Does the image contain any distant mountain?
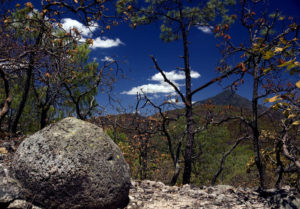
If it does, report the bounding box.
[195,90,265,111]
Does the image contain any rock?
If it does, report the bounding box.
[6,199,43,209]
[7,199,30,209]
[0,147,8,154]
[1,142,16,153]
[0,164,24,208]
[11,117,131,209]
[262,188,300,209]
[125,180,300,209]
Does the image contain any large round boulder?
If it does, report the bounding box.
[11,117,131,209]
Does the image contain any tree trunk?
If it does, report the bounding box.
[252,65,265,190]
[170,161,181,186]
[0,69,12,125]
[275,140,283,190]
[11,29,44,133]
[182,105,194,184]
[178,0,194,184]
[170,141,182,186]
[40,106,50,129]
[11,66,33,133]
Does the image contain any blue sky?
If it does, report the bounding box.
[89,0,300,112]
[5,0,300,113]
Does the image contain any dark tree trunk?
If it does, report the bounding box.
[170,141,182,186]
[75,100,84,120]
[40,106,50,129]
[11,66,33,133]
[0,69,12,126]
[252,65,265,190]
[275,140,283,190]
[170,162,181,186]
[11,29,44,133]
[142,142,148,180]
[183,105,194,184]
[178,0,194,185]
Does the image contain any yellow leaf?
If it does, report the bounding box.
[74,0,78,3]
[292,121,300,126]
[278,59,296,68]
[86,38,93,45]
[280,37,287,44]
[296,81,300,88]
[288,114,296,119]
[25,2,34,9]
[272,104,279,110]
[45,73,51,78]
[263,68,271,74]
[106,25,111,30]
[269,95,281,103]
[274,47,283,53]
[263,51,274,60]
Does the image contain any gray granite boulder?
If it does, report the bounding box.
[11,117,131,209]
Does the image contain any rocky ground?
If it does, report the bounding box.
[1,137,300,209]
[126,180,300,209]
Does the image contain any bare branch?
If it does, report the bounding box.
[191,65,241,96]
[150,55,187,105]
[211,135,250,185]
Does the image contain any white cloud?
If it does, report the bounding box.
[122,82,176,95]
[101,56,114,62]
[92,37,124,49]
[122,70,201,95]
[151,70,200,82]
[197,25,213,34]
[60,18,123,49]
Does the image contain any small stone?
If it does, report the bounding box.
[2,142,16,152]
[31,205,43,209]
[217,194,226,202]
[0,147,8,154]
[0,164,24,205]
[7,199,30,209]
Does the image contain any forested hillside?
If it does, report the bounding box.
[92,90,293,188]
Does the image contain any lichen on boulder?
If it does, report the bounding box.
[11,117,131,209]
